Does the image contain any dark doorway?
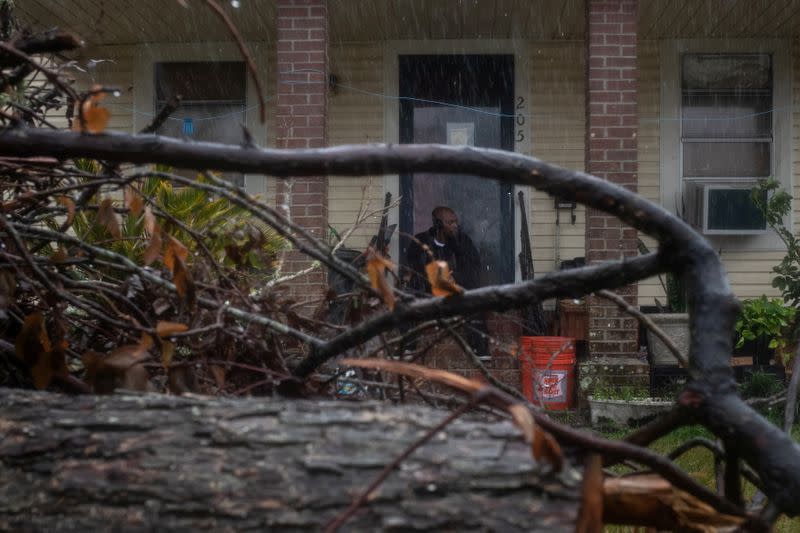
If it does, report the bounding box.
[399,54,515,286]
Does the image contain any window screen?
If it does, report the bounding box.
[681,54,771,232]
[154,62,247,184]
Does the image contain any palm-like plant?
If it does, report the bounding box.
[70,168,284,275]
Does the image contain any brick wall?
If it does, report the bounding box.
[585,0,639,359]
[423,312,524,392]
[276,0,328,298]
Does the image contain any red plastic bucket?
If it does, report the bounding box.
[518,336,576,410]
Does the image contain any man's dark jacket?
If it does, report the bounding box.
[406,227,482,294]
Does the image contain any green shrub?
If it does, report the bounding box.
[735,296,796,352]
[739,369,784,399]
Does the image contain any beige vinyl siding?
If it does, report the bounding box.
[327,43,385,250]
[38,45,135,131]
[64,44,277,202]
[794,37,800,239]
[529,41,586,276]
[71,46,135,132]
[637,39,665,307]
[637,38,793,306]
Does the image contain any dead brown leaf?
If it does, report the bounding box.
[366,249,395,310]
[508,403,563,471]
[119,363,153,392]
[342,358,483,395]
[50,247,69,264]
[533,428,564,472]
[156,321,189,337]
[161,341,175,368]
[164,234,189,274]
[72,84,110,134]
[142,227,162,266]
[210,365,226,389]
[97,198,121,239]
[508,403,535,444]
[104,343,150,371]
[124,186,144,218]
[168,365,198,394]
[0,270,15,310]
[172,253,192,300]
[82,333,154,394]
[57,196,75,231]
[15,312,68,389]
[425,260,464,297]
[143,205,157,236]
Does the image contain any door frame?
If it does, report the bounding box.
[383,39,531,283]
[398,54,516,284]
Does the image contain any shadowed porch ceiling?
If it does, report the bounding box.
[17,0,582,45]
[15,0,800,47]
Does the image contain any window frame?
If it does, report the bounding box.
[133,43,269,197]
[153,61,248,186]
[660,39,792,250]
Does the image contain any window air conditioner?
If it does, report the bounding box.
[683,181,767,236]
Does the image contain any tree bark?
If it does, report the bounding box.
[0,388,579,532]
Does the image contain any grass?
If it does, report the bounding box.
[601,416,800,532]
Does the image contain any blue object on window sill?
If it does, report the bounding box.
[182,118,194,136]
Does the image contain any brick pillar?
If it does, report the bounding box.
[276,0,328,297]
[585,0,639,359]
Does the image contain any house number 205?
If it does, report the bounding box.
[516,96,525,143]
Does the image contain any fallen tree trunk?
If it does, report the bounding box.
[0,388,579,532]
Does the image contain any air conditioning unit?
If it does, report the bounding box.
[683,181,767,236]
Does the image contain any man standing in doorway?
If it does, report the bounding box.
[405,206,490,358]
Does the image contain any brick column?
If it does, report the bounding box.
[585,0,639,359]
[276,0,328,296]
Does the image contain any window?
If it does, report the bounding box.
[154,61,246,184]
[680,53,771,234]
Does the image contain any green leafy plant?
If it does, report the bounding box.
[70,170,284,273]
[734,296,796,351]
[752,178,800,307]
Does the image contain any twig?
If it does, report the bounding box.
[199,0,266,124]
[0,214,137,331]
[723,442,742,507]
[623,406,686,448]
[0,42,78,100]
[784,342,800,432]
[197,170,371,294]
[4,128,800,514]
[16,223,323,348]
[666,437,762,490]
[596,289,688,367]
[139,95,181,134]
[441,320,530,404]
[296,254,664,377]
[0,29,82,67]
[323,392,481,532]
[345,359,748,518]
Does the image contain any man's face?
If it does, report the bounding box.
[439,211,459,239]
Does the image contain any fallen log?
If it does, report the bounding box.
[0,388,580,532]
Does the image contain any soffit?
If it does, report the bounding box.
[16,0,584,46]
[15,1,800,48]
[639,0,800,39]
